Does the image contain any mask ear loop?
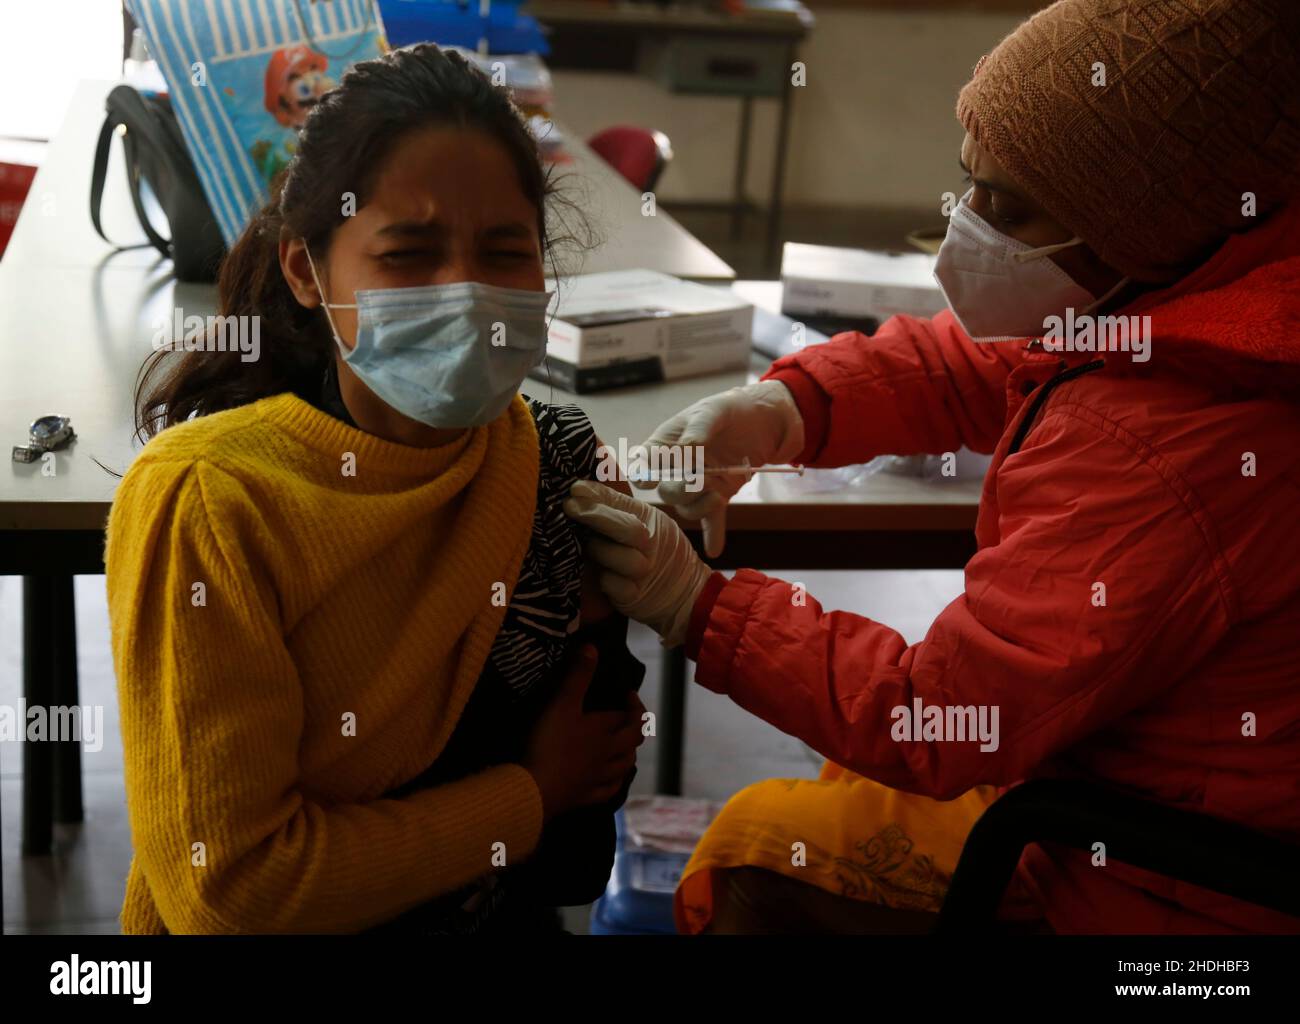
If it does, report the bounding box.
[304,246,357,351]
[1009,234,1131,312]
[1080,274,1132,316]
[1011,236,1085,264]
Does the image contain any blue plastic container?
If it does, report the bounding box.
[377,0,550,54]
[589,809,690,935]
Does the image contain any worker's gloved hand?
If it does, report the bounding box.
[636,380,804,557]
[563,481,712,649]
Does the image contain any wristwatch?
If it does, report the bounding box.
[12,415,76,463]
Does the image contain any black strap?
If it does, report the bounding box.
[89,92,171,257]
[89,115,128,245]
[122,128,172,255]
[1007,359,1105,455]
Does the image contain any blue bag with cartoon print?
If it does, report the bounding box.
[125,0,387,246]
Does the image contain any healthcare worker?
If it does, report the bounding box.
[565,0,1300,934]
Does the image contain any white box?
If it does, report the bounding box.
[536,269,753,393]
[780,243,947,323]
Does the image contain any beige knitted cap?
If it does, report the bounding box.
[956,0,1300,283]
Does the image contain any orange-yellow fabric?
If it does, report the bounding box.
[106,392,542,933]
[675,762,1024,934]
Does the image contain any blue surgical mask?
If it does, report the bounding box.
[305,249,552,428]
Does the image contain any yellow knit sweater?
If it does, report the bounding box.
[105,391,544,934]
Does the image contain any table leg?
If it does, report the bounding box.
[51,575,83,825]
[731,95,753,242]
[655,645,688,795]
[22,576,55,856]
[764,43,797,273]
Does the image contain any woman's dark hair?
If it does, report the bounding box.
[134,43,586,440]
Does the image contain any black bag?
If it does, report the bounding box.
[90,84,226,282]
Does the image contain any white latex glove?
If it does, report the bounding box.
[563,480,712,648]
[635,380,804,558]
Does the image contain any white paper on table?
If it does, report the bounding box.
[624,795,724,854]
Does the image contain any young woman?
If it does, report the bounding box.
[107,43,645,934]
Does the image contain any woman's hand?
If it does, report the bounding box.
[563,480,713,647]
[637,380,805,557]
[522,645,644,821]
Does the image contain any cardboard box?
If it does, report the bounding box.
[536,270,753,393]
[780,242,947,324]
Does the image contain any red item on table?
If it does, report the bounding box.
[0,162,38,258]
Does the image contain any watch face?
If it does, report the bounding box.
[30,415,71,447]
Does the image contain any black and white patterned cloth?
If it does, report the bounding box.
[487,396,600,700]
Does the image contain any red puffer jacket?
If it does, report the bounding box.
[685,201,1300,934]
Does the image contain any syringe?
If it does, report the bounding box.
[626,464,805,483]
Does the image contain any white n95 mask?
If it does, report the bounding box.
[306,249,552,428]
[933,189,1126,342]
